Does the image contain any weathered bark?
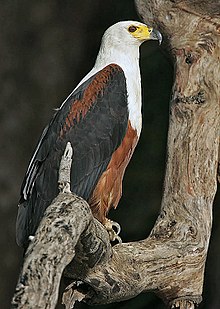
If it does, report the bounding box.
[11,193,91,309]
[12,1,220,308]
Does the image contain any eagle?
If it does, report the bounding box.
[16,21,162,248]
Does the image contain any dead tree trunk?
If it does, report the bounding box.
[12,1,220,309]
[134,0,220,304]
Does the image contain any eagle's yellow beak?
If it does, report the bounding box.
[130,24,162,45]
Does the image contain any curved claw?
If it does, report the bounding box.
[114,234,122,244]
[111,221,121,235]
[104,219,122,243]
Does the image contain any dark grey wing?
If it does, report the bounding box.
[16,64,128,248]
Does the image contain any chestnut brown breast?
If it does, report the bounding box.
[89,121,138,223]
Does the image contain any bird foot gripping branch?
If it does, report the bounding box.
[104,219,122,243]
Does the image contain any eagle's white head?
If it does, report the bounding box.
[95,21,162,67]
[77,20,161,82]
[102,20,162,47]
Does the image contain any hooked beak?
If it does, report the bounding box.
[150,29,162,45]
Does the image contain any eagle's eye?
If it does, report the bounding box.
[128,25,138,33]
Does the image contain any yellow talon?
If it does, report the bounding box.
[104,219,122,243]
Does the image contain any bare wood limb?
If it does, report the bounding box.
[58,141,73,193]
[12,193,89,309]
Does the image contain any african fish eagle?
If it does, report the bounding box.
[16,21,162,248]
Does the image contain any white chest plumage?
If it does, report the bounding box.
[120,58,142,137]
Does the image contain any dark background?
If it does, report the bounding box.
[0,1,219,308]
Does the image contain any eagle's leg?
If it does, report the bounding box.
[104,219,122,243]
